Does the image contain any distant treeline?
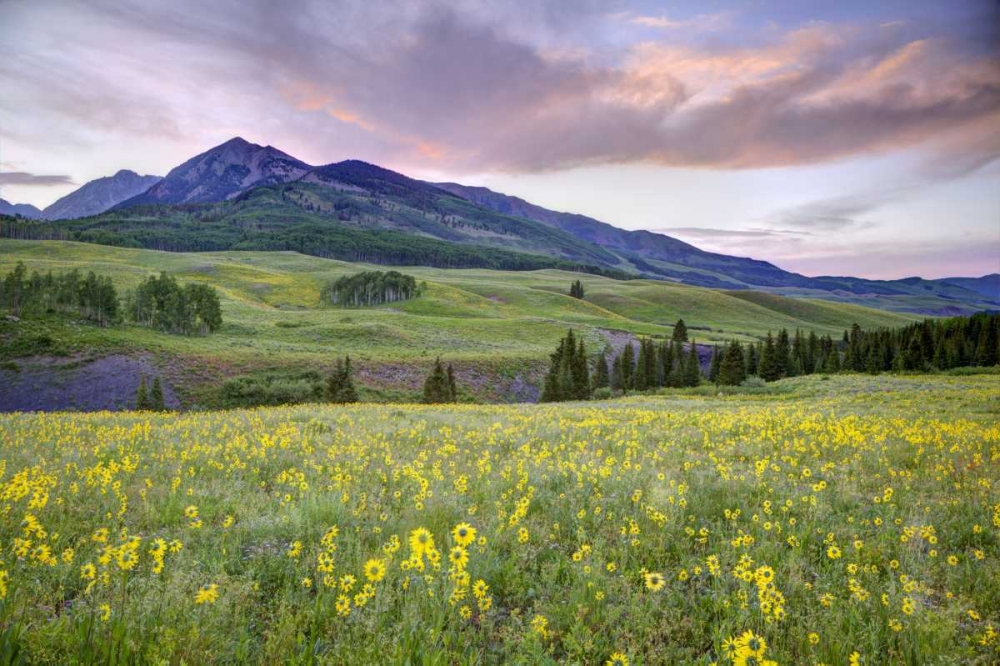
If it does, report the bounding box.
[321,270,420,307]
[0,213,633,279]
[0,261,222,334]
[541,313,1000,401]
[708,312,1000,385]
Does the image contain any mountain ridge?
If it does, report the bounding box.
[8,137,996,315]
[43,169,162,220]
[0,198,44,219]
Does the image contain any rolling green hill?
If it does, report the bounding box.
[0,240,921,408]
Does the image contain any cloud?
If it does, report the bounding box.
[1,0,997,178]
[630,12,734,32]
[655,227,810,240]
[0,171,75,187]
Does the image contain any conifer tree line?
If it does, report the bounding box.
[569,280,585,299]
[321,270,420,307]
[707,312,999,386]
[0,261,222,334]
[542,320,704,402]
[422,358,458,403]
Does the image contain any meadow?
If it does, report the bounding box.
[1,373,997,664]
[0,240,918,405]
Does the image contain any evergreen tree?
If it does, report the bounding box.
[634,339,650,391]
[758,332,778,381]
[717,342,747,386]
[672,319,688,343]
[569,280,585,299]
[572,338,590,399]
[422,358,454,403]
[683,342,702,387]
[541,330,590,402]
[975,318,999,367]
[775,329,791,378]
[328,356,359,403]
[136,376,149,410]
[447,363,458,402]
[150,377,166,411]
[594,350,610,389]
[621,342,635,390]
[746,343,759,377]
[709,345,722,383]
[611,354,625,394]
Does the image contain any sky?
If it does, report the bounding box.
[0,0,997,280]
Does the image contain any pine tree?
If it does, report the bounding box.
[718,342,747,386]
[569,280,585,299]
[634,340,650,391]
[746,343,759,376]
[975,319,999,367]
[709,345,722,383]
[328,356,359,403]
[150,377,165,411]
[611,354,625,394]
[672,318,688,343]
[136,376,149,410]
[447,363,458,402]
[775,329,791,378]
[594,350,610,389]
[621,342,635,390]
[683,342,701,387]
[758,332,778,381]
[541,330,590,402]
[422,358,453,403]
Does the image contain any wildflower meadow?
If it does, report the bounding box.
[0,374,997,664]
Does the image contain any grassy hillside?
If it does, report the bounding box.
[0,240,919,406]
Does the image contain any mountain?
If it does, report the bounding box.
[42,170,161,220]
[120,137,311,206]
[15,137,995,316]
[435,182,806,288]
[939,274,1000,302]
[434,183,1000,313]
[0,198,43,219]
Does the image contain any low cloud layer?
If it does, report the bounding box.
[0,171,74,187]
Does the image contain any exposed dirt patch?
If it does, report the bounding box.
[357,360,544,403]
[0,354,180,412]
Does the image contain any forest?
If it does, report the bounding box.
[321,270,420,307]
[0,262,222,335]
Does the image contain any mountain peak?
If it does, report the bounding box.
[119,138,312,207]
[43,170,162,220]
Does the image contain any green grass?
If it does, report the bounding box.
[0,373,996,663]
[0,240,920,404]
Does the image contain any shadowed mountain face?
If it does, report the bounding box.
[43,170,162,220]
[13,137,995,315]
[121,137,312,206]
[0,198,43,219]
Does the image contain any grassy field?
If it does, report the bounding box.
[0,240,920,405]
[0,373,996,663]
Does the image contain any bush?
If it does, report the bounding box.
[591,387,612,400]
[741,375,767,388]
[219,372,325,408]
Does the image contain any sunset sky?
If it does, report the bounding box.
[1,0,997,279]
